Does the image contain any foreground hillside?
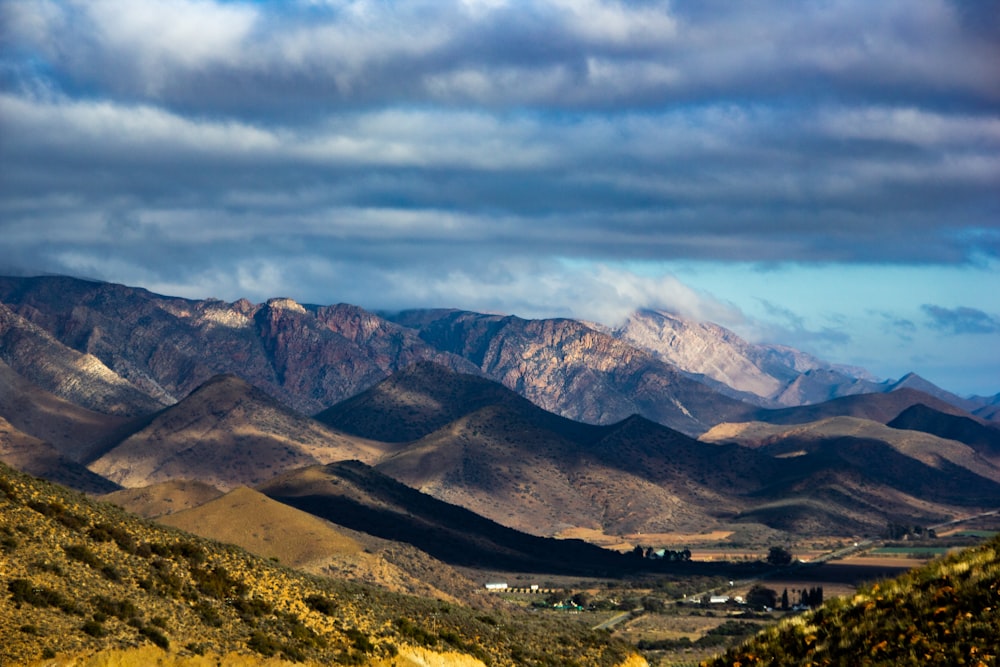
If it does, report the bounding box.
[0,462,641,666]
[704,534,1000,666]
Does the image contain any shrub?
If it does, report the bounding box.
[8,578,66,608]
[345,628,374,654]
[305,593,338,615]
[81,620,107,637]
[248,631,281,657]
[140,625,170,649]
[63,544,102,569]
[92,595,140,621]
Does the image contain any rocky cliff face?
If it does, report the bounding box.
[0,302,167,416]
[390,309,753,434]
[608,308,886,407]
[0,276,475,416]
[609,308,790,399]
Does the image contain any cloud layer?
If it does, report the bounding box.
[1,0,998,393]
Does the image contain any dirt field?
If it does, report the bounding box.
[555,528,735,551]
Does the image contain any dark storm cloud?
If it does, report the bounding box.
[0,0,998,333]
[5,0,997,116]
[922,305,1000,335]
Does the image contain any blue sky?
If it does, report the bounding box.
[1,0,998,396]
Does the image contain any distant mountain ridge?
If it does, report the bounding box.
[3,273,999,548]
[0,275,989,439]
[0,275,476,416]
[601,309,941,409]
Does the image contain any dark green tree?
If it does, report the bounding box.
[766,546,793,566]
[746,585,777,610]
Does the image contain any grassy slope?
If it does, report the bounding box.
[0,461,639,667]
[703,534,1000,666]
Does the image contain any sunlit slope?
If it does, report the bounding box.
[89,374,387,490]
[0,461,642,666]
[703,534,1000,666]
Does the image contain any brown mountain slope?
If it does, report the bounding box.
[323,362,765,536]
[749,387,969,426]
[388,309,752,434]
[316,360,513,442]
[0,275,477,415]
[375,404,616,536]
[157,486,478,605]
[702,417,1000,533]
[159,486,364,568]
[0,416,120,494]
[102,479,225,518]
[0,358,130,461]
[378,407,777,537]
[323,363,996,539]
[0,302,165,417]
[259,460,643,575]
[888,403,1000,464]
[88,374,387,490]
[701,416,1000,484]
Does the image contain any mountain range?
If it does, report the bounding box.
[2,274,999,577]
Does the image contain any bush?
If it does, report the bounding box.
[305,593,338,615]
[92,595,140,621]
[63,544,102,569]
[140,625,170,649]
[248,631,281,657]
[8,578,66,608]
[345,628,374,654]
[81,620,107,637]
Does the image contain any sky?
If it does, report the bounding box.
[0,0,998,396]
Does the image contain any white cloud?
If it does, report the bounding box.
[82,0,258,69]
[818,107,1000,147]
[545,0,678,46]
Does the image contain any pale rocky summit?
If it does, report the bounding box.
[608,308,885,407]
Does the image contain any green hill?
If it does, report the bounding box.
[0,461,641,666]
[703,535,1000,666]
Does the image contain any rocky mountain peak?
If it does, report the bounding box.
[264,297,307,314]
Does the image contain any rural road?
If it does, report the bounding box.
[592,609,639,631]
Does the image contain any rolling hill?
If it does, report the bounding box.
[321,362,773,536]
[102,479,226,518]
[87,374,387,490]
[702,416,1000,533]
[258,460,641,575]
[156,486,481,605]
[321,363,1000,539]
[888,402,1000,464]
[0,416,120,495]
[747,387,969,426]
